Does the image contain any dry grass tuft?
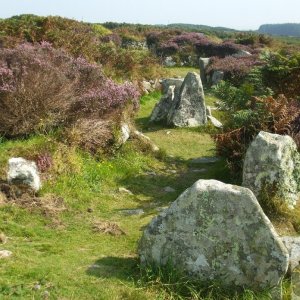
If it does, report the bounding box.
[92,220,126,236]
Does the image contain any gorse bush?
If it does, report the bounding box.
[0,43,139,142]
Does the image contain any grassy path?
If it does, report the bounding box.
[0,80,232,300]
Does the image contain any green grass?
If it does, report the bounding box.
[0,88,285,299]
[162,66,200,78]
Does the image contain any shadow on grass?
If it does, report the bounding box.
[86,256,139,281]
[114,158,233,217]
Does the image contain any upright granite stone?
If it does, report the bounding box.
[199,57,210,84]
[243,131,300,208]
[168,72,207,127]
[150,73,207,127]
[150,78,183,123]
[139,179,289,290]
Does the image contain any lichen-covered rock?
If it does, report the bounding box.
[169,72,207,127]
[139,179,289,290]
[150,78,183,123]
[7,157,41,191]
[243,131,300,208]
[281,236,300,272]
[150,73,207,127]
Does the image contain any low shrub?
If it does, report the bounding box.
[207,56,262,84]
[214,88,300,173]
[0,43,139,153]
[260,51,300,99]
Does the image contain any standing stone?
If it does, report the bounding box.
[161,78,183,96]
[139,179,289,290]
[211,70,224,85]
[199,57,210,84]
[243,131,300,208]
[120,123,130,144]
[168,72,207,127]
[7,158,41,191]
[150,78,183,123]
[150,73,207,127]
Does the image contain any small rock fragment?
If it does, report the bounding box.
[0,250,12,258]
[118,187,133,195]
[164,186,176,193]
[121,209,144,216]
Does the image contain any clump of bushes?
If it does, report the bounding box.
[207,56,262,84]
[214,83,300,173]
[212,49,300,175]
[0,43,139,153]
[260,51,300,99]
[0,15,163,82]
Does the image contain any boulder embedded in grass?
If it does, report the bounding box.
[243,131,300,208]
[139,179,289,291]
[7,158,41,192]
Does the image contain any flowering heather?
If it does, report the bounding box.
[78,79,139,115]
[0,42,139,137]
[195,40,244,57]
[207,56,262,80]
[169,32,206,45]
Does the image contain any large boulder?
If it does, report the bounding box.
[139,179,289,290]
[7,157,41,191]
[150,72,207,127]
[169,72,207,127]
[243,131,300,208]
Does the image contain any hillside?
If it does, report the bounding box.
[258,23,300,37]
[0,13,299,300]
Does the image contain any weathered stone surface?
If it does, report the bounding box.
[142,80,153,94]
[168,72,207,127]
[120,123,130,144]
[211,70,224,85]
[7,158,41,191]
[206,106,212,116]
[118,187,133,195]
[199,57,210,84]
[281,236,300,272]
[164,56,176,67]
[150,73,207,127]
[161,78,183,95]
[150,78,183,123]
[243,131,300,208]
[139,179,289,290]
[208,115,223,128]
[133,130,159,152]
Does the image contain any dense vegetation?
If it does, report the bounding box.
[0,13,299,299]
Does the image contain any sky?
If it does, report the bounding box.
[0,0,299,30]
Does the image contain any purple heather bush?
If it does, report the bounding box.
[0,42,139,138]
[207,55,262,83]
